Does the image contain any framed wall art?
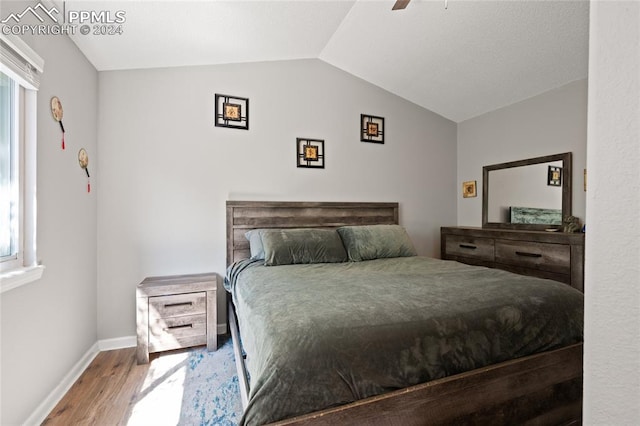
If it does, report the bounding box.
[548,166,562,186]
[296,138,325,169]
[78,148,91,193]
[360,114,384,144]
[463,180,477,198]
[50,96,66,149]
[215,94,249,130]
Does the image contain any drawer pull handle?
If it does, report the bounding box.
[166,324,193,330]
[459,244,477,250]
[515,251,542,258]
[164,302,193,308]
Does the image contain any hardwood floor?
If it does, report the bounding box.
[43,347,150,425]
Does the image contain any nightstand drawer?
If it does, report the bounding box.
[495,240,570,274]
[445,235,495,261]
[149,313,207,353]
[149,292,206,319]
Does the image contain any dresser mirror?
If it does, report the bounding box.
[482,152,572,230]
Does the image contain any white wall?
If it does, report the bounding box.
[584,1,640,423]
[456,79,588,226]
[96,59,457,340]
[0,3,99,424]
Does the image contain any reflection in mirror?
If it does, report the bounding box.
[488,161,563,224]
[482,152,572,230]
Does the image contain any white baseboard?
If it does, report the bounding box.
[24,341,100,426]
[98,335,137,351]
[24,323,228,425]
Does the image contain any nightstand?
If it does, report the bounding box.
[136,272,218,364]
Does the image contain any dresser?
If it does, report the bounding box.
[441,227,584,292]
[136,272,218,364]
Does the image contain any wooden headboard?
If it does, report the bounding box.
[226,201,399,266]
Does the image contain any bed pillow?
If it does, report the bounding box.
[261,228,348,266]
[245,229,267,260]
[337,224,417,261]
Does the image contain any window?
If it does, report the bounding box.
[0,34,44,292]
[0,72,18,267]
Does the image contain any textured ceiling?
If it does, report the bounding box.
[63,0,589,122]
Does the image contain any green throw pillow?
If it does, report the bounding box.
[337,224,417,261]
[261,228,348,266]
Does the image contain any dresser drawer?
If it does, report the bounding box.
[149,292,206,319]
[445,235,495,261]
[495,240,570,274]
[149,313,207,353]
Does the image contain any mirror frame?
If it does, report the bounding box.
[482,152,572,230]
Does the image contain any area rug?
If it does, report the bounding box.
[127,336,243,425]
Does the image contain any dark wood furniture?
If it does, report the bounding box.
[136,273,218,364]
[483,152,572,230]
[274,343,582,425]
[226,201,583,425]
[441,226,585,292]
[226,200,398,407]
[226,200,399,264]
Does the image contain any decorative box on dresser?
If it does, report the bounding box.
[136,272,218,364]
[441,227,585,292]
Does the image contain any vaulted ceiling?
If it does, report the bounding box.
[63,0,589,122]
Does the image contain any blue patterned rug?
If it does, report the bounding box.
[128,336,243,425]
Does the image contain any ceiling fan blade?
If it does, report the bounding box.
[392,0,410,10]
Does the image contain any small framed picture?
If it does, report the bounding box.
[297,138,325,168]
[360,114,384,144]
[584,168,587,192]
[223,103,242,121]
[463,180,477,198]
[548,166,562,186]
[215,94,249,130]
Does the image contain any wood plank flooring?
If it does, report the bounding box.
[43,347,151,425]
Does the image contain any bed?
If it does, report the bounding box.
[225,201,584,425]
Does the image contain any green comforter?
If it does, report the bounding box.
[225,256,584,425]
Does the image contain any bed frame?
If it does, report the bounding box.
[226,200,583,425]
